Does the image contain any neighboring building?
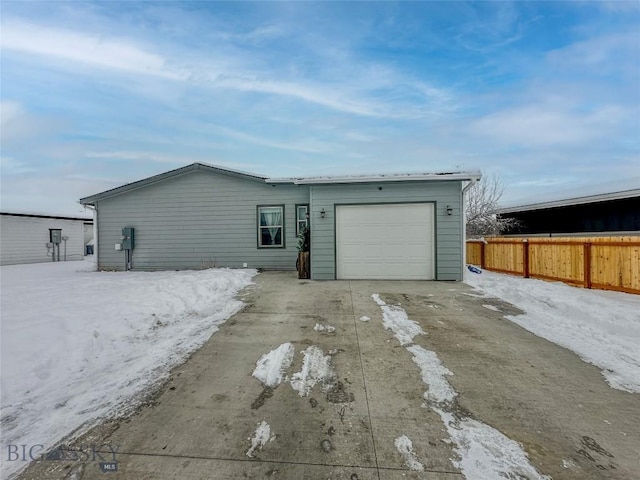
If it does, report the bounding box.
[0,212,93,266]
[498,188,640,235]
[80,163,481,280]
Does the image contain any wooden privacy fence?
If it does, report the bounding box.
[466,236,640,295]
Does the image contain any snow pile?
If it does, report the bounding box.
[371,294,425,345]
[289,346,335,397]
[394,435,424,472]
[465,269,640,393]
[436,409,551,480]
[0,259,255,479]
[246,421,271,458]
[406,345,457,404]
[313,323,336,333]
[252,343,295,387]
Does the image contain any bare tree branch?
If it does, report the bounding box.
[465,173,519,237]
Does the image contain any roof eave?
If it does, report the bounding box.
[80,163,269,205]
[498,188,640,214]
[269,171,482,185]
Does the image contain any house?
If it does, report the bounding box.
[0,212,93,266]
[498,188,640,236]
[80,163,481,280]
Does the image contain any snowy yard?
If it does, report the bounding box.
[0,258,255,479]
[465,268,640,394]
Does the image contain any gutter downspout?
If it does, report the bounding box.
[461,178,479,278]
[84,204,98,270]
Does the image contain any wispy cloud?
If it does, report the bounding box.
[207,124,331,154]
[470,103,629,147]
[84,151,198,164]
[83,150,261,174]
[1,18,453,120]
[0,156,38,175]
[0,101,63,146]
[546,31,640,75]
[1,21,180,80]
[0,2,637,214]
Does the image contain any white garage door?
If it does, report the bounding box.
[336,203,434,280]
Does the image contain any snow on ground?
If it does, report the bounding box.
[394,435,424,472]
[252,343,295,388]
[289,346,335,397]
[406,345,457,405]
[373,297,548,479]
[246,421,271,458]
[465,268,640,393]
[436,409,551,480]
[371,294,424,346]
[0,258,255,479]
[313,323,336,333]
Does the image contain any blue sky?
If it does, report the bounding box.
[1,1,639,216]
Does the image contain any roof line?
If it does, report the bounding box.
[1,212,93,221]
[80,163,482,204]
[270,171,482,185]
[80,163,268,205]
[499,188,640,214]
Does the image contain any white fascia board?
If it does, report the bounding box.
[268,171,482,185]
[499,188,640,214]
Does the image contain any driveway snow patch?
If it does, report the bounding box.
[436,409,551,480]
[289,346,335,396]
[394,435,424,472]
[313,323,336,333]
[252,343,295,387]
[0,259,255,479]
[246,421,271,458]
[465,269,640,393]
[371,294,425,346]
[377,299,549,480]
[406,345,457,404]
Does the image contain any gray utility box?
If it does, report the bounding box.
[50,229,62,244]
[122,227,135,250]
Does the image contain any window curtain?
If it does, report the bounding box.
[261,209,282,244]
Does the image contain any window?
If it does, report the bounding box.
[258,206,285,248]
[296,204,309,235]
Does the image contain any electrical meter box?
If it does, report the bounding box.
[50,229,62,244]
[121,227,135,250]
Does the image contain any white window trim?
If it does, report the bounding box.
[257,205,285,248]
[296,204,309,235]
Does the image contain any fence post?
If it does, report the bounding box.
[523,239,530,278]
[480,242,486,269]
[584,243,592,289]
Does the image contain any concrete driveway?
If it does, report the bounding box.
[21,272,640,479]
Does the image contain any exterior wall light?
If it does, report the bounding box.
[320,208,326,219]
[446,205,453,216]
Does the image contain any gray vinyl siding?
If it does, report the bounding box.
[0,215,86,265]
[95,171,309,271]
[309,181,464,281]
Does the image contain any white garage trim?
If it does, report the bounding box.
[335,203,435,280]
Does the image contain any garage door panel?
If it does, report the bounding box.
[336,204,434,280]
